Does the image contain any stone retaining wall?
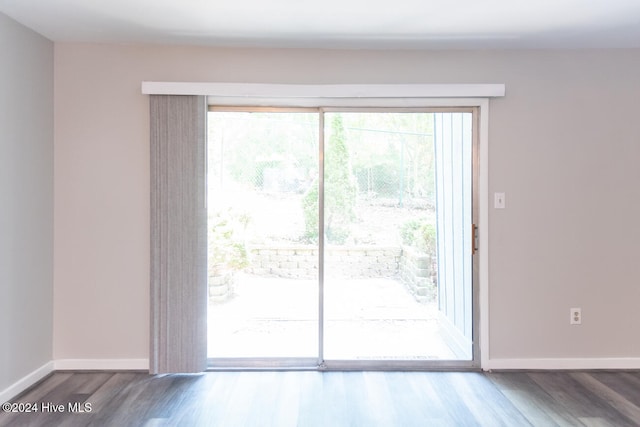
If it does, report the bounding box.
[398,245,436,302]
[208,269,237,302]
[246,245,401,279]
[209,244,436,303]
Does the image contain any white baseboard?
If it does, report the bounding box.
[54,359,149,371]
[0,359,148,402]
[0,361,54,403]
[485,357,640,371]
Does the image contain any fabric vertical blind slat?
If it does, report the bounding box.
[150,95,207,374]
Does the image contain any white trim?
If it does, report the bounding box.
[54,359,149,371]
[141,82,505,99]
[485,358,640,371]
[0,361,54,403]
[478,98,490,370]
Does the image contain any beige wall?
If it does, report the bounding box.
[53,44,640,364]
[0,13,53,391]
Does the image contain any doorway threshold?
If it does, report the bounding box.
[207,358,478,372]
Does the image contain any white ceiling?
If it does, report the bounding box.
[2,0,640,49]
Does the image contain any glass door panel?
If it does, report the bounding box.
[322,111,473,361]
[207,111,319,359]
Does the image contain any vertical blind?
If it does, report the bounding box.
[150,95,207,374]
[434,112,474,360]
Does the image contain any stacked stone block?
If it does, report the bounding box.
[398,245,436,303]
[247,245,401,279]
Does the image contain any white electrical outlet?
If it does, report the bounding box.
[570,308,582,325]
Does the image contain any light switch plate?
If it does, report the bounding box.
[494,192,506,209]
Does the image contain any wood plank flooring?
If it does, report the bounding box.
[1,370,639,426]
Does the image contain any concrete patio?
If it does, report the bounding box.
[208,274,460,361]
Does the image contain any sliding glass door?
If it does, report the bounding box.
[207,108,477,368]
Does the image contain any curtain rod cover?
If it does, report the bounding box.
[141,82,505,98]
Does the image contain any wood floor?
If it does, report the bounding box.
[2,370,640,426]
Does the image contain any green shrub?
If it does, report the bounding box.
[420,222,436,254]
[302,115,357,244]
[302,182,319,242]
[399,219,422,246]
[399,218,436,255]
[209,208,250,272]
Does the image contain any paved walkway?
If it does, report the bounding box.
[208,274,457,360]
